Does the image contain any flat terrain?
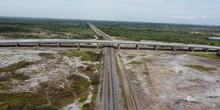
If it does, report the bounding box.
[0,48,102,110]
[0,17,100,40]
[91,21,220,46]
[119,50,220,110]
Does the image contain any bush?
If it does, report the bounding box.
[90,77,99,85]
[81,103,91,110]
[0,61,34,72]
[30,106,58,110]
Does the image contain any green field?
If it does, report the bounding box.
[91,21,220,46]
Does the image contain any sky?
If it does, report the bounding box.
[0,0,220,25]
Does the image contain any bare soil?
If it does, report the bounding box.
[119,50,220,110]
[0,48,101,110]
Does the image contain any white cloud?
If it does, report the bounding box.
[173,16,197,19]
[0,0,220,25]
[173,16,214,20]
[201,16,213,19]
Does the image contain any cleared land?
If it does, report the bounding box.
[119,50,220,110]
[0,48,102,110]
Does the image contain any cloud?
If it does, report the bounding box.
[0,0,220,25]
[173,16,213,20]
[173,16,197,19]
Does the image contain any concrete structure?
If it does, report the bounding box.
[209,37,220,40]
[1,39,220,52]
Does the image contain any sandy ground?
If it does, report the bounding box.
[0,48,100,110]
[119,50,220,110]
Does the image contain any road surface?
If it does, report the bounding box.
[89,24,118,110]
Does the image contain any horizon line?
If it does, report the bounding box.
[0,16,220,27]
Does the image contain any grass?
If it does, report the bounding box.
[30,106,58,110]
[188,53,220,59]
[90,76,100,85]
[185,64,217,71]
[0,61,34,72]
[81,103,91,110]
[78,94,89,103]
[0,92,48,110]
[135,80,141,87]
[128,61,142,65]
[36,74,90,108]
[38,53,55,59]
[127,55,135,59]
[0,61,32,82]
[0,81,12,90]
[0,74,91,109]
[61,50,102,62]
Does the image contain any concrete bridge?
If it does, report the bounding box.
[0,39,220,52]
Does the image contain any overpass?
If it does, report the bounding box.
[0,39,220,52]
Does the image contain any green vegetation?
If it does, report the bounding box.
[0,92,48,110]
[0,61,34,73]
[0,61,32,83]
[188,53,220,59]
[0,26,31,33]
[90,76,100,85]
[36,74,90,108]
[0,74,90,109]
[30,106,58,110]
[81,103,91,110]
[0,81,12,90]
[91,21,220,46]
[0,17,97,39]
[78,94,89,103]
[128,61,142,65]
[61,50,102,62]
[38,53,55,59]
[185,64,217,71]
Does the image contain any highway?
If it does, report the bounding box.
[89,24,118,110]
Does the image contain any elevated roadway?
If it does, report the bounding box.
[0,39,220,52]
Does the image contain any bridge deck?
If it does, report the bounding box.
[0,39,220,50]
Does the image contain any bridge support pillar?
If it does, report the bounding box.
[136,44,139,50]
[217,50,220,56]
[37,43,41,47]
[97,44,99,49]
[172,47,177,51]
[58,43,61,48]
[16,43,19,47]
[154,45,158,50]
[203,48,209,52]
[78,43,80,50]
[189,47,194,52]
[118,44,120,49]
